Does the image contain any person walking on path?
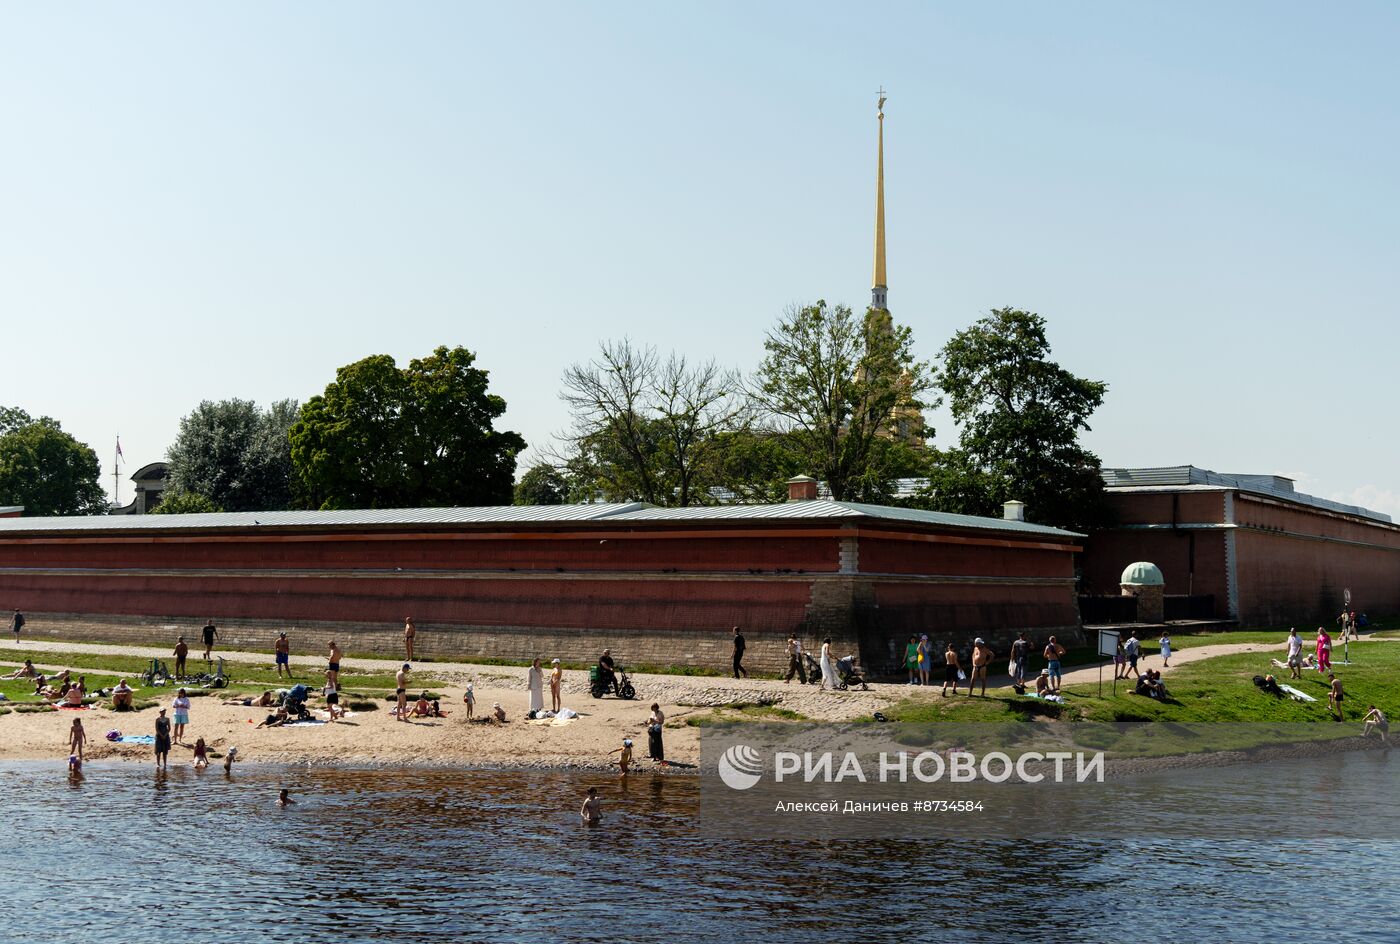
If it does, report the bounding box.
[941,642,962,697]
[550,659,563,712]
[171,689,192,743]
[154,709,172,769]
[173,635,189,678]
[274,632,291,678]
[403,617,416,662]
[200,619,218,661]
[783,633,806,684]
[327,639,342,687]
[68,717,86,761]
[819,637,837,691]
[1010,633,1030,686]
[10,609,24,645]
[968,639,993,696]
[527,657,545,716]
[905,635,920,685]
[1044,636,1066,694]
[396,664,411,722]
[1285,628,1304,679]
[1158,632,1173,668]
[1124,632,1142,679]
[1316,628,1333,673]
[648,702,667,767]
[731,626,748,679]
[917,635,932,687]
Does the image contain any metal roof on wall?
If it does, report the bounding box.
[0,498,1081,539]
[1102,466,1392,524]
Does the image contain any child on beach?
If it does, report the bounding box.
[223,745,239,773]
[1159,632,1172,667]
[193,737,209,768]
[69,718,86,760]
[609,738,633,777]
[462,683,475,719]
[68,754,82,779]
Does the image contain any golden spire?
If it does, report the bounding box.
[872,87,888,311]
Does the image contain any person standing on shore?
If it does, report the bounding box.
[648,702,666,767]
[1010,632,1029,686]
[463,682,475,719]
[154,709,171,769]
[731,626,747,679]
[1327,673,1345,721]
[323,671,343,721]
[171,689,191,744]
[1044,636,1066,694]
[1286,628,1304,680]
[905,635,919,685]
[1124,632,1142,679]
[1316,628,1333,673]
[550,659,563,712]
[784,633,806,685]
[327,639,343,687]
[403,617,416,662]
[1158,631,1172,668]
[201,619,218,661]
[819,637,836,690]
[527,657,545,716]
[274,632,291,679]
[917,635,932,687]
[10,609,24,645]
[967,638,993,696]
[173,635,189,679]
[609,737,633,777]
[396,664,411,722]
[68,717,86,760]
[942,642,962,697]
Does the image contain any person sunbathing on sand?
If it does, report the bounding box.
[62,686,84,707]
[256,706,290,729]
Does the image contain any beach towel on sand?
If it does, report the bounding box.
[117,735,156,745]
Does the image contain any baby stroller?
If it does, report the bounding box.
[282,683,312,721]
[836,655,869,691]
[802,651,824,685]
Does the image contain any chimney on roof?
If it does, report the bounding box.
[1003,500,1026,522]
[787,475,819,502]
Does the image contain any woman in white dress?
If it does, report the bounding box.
[819,637,837,690]
[527,657,545,715]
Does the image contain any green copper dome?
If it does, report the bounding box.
[1120,561,1165,586]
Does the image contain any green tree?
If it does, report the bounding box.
[148,491,223,515]
[0,416,108,515]
[0,407,34,437]
[514,463,570,505]
[932,307,1109,531]
[558,340,745,506]
[165,399,298,512]
[291,346,525,509]
[750,301,933,502]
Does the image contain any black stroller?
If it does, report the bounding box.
[282,683,312,720]
[802,651,824,685]
[836,655,869,691]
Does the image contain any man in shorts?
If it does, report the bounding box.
[327,639,342,687]
[10,609,24,644]
[1123,631,1141,679]
[396,663,411,722]
[968,638,993,696]
[1328,673,1345,721]
[403,617,416,661]
[274,632,291,678]
[941,641,962,697]
[201,619,218,661]
[173,635,189,678]
[1044,636,1066,693]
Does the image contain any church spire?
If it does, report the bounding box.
[871,87,888,312]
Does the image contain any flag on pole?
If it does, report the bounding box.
[116,436,124,462]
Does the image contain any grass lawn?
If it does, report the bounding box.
[883,636,1400,726]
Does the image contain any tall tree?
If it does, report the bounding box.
[559,340,744,506]
[0,415,108,515]
[750,301,933,502]
[932,307,1109,531]
[165,399,299,512]
[291,346,525,509]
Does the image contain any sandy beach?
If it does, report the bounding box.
[0,641,897,769]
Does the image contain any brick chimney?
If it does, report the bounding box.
[787,475,819,502]
[1003,500,1026,522]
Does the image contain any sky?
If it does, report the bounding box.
[1,2,1396,514]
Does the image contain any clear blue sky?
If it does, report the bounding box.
[2,3,1396,513]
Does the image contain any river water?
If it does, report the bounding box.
[2,758,1396,943]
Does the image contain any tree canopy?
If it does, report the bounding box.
[149,491,223,515]
[165,399,298,512]
[291,346,525,509]
[750,301,932,502]
[513,462,570,506]
[927,307,1109,531]
[0,413,108,516]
